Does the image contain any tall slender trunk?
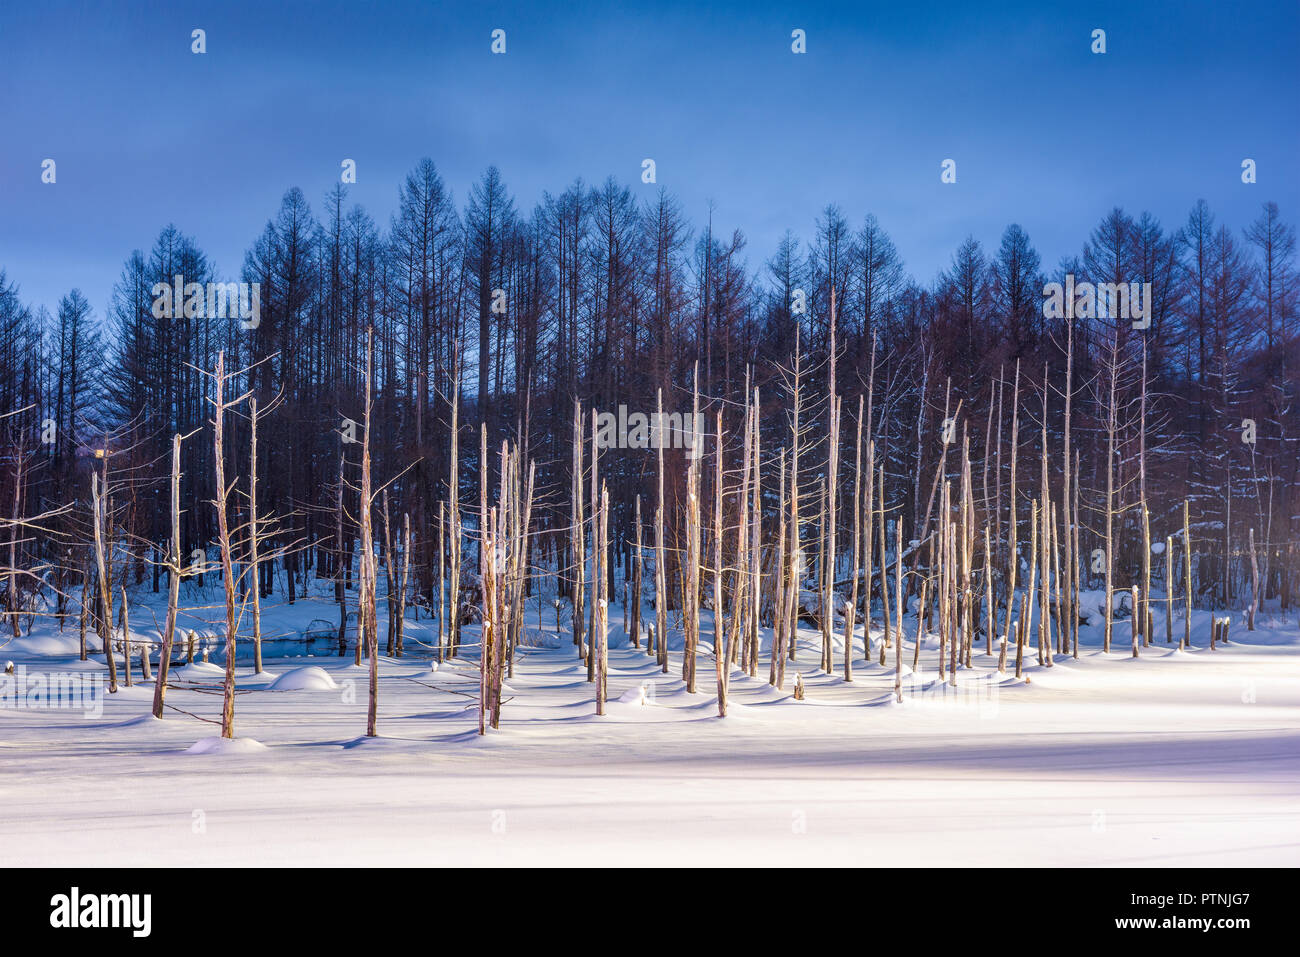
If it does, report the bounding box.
[212,352,239,738]
[360,330,379,737]
[249,397,264,674]
[152,433,184,718]
[1003,361,1021,643]
[655,390,668,674]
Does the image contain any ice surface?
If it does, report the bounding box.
[1,576,1296,866]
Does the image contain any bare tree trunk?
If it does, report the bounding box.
[508,460,534,683]
[878,465,890,666]
[1166,534,1174,644]
[437,500,446,662]
[152,434,184,718]
[961,428,974,668]
[946,486,958,685]
[714,409,730,717]
[1184,500,1192,649]
[1139,341,1152,648]
[397,513,410,658]
[683,367,702,692]
[1061,315,1074,662]
[1003,361,1021,645]
[91,473,117,694]
[984,526,994,656]
[787,338,801,664]
[1017,502,1038,680]
[336,454,347,655]
[120,584,132,687]
[1131,583,1141,656]
[1052,500,1064,656]
[894,517,904,702]
[771,447,788,689]
[596,485,609,714]
[572,400,586,662]
[749,388,762,676]
[1142,504,1153,646]
[1073,449,1081,658]
[632,494,643,650]
[479,481,495,735]
[846,395,863,681]
[1103,330,1119,654]
[211,352,239,738]
[588,407,600,680]
[448,365,462,658]
[1039,366,1052,667]
[360,330,379,738]
[7,453,21,638]
[249,397,264,674]
[914,535,930,673]
[654,391,669,675]
[383,490,396,657]
[78,568,89,662]
[816,476,827,669]
[1248,527,1260,630]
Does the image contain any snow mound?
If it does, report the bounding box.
[185,736,267,755]
[269,666,339,691]
[172,660,226,678]
[617,684,652,705]
[12,634,81,656]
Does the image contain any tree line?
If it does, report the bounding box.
[1,161,1296,664]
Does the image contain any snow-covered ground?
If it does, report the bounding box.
[1,578,1296,866]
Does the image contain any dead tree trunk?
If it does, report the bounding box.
[632,494,643,650]
[846,394,863,682]
[1165,534,1174,644]
[714,409,729,717]
[152,433,185,718]
[447,365,463,658]
[595,485,609,714]
[588,407,600,680]
[878,465,890,666]
[683,367,702,692]
[1248,527,1260,631]
[360,331,380,737]
[771,447,788,689]
[120,585,132,687]
[336,454,348,655]
[655,389,669,675]
[437,500,446,662]
[894,517,904,702]
[249,397,264,674]
[210,351,241,738]
[1003,361,1021,645]
[91,472,117,693]
[1184,500,1192,649]
[572,400,586,662]
[397,513,410,658]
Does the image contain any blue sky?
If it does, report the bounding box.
[1,0,1297,319]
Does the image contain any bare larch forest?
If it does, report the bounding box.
[1,164,1296,733]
